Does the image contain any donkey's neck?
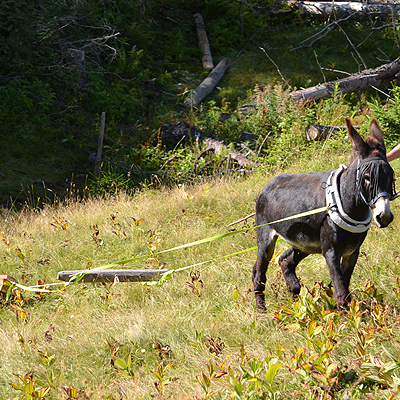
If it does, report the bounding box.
[339,164,370,220]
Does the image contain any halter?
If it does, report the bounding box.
[356,157,397,206]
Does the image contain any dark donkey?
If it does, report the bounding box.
[253,117,395,312]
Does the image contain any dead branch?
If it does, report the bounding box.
[290,12,357,52]
[203,138,259,168]
[305,124,351,141]
[193,137,258,174]
[260,47,293,90]
[334,22,367,69]
[228,213,256,227]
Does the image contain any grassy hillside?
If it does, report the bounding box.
[3,1,400,398]
[1,139,400,399]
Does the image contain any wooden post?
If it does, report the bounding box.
[194,13,214,71]
[184,58,231,107]
[225,153,231,176]
[94,112,105,178]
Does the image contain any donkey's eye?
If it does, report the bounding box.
[363,174,371,186]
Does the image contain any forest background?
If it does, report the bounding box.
[1,0,400,206]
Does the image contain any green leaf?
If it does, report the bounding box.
[265,362,282,385]
[114,358,127,369]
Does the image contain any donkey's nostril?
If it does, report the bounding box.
[376,211,394,228]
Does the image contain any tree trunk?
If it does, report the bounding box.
[291,1,400,18]
[194,13,214,71]
[184,58,231,107]
[289,57,400,103]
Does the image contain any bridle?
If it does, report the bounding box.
[355,157,399,207]
[326,157,397,233]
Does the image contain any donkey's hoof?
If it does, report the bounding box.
[336,294,351,312]
[255,298,266,313]
[292,283,301,296]
[284,276,301,295]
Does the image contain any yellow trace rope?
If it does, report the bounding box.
[10,206,329,292]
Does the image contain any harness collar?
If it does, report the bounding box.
[326,165,372,233]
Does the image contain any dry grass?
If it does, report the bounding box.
[1,156,400,399]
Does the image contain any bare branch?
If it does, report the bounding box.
[314,51,326,83]
[259,47,293,91]
[335,22,367,69]
[291,12,357,52]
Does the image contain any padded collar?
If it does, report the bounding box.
[326,165,372,233]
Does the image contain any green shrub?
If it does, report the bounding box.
[368,85,400,147]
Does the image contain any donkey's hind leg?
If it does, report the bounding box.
[279,247,307,295]
[252,226,277,312]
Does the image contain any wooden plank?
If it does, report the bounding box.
[57,269,168,283]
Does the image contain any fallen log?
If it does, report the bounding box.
[160,120,258,173]
[306,124,349,141]
[184,58,231,107]
[194,13,214,71]
[57,269,168,283]
[193,137,258,174]
[289,56,400,103]
[291,1,400,18]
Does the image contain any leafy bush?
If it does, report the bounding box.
[368,85,400,147]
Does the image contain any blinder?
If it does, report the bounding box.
[356,157,397,207]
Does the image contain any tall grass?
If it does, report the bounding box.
[1,129,400,399]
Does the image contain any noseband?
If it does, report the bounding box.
[356,157,396,207]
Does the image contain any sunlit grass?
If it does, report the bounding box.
[1,139,400,399]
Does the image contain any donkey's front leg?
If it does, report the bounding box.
[323,248,350,309]
[341,249,359,292]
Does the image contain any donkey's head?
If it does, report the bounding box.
[345,117,394,228]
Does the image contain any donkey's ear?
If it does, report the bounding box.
[367,118,386,155]
[345,117,368,157]
[369,118,384,142]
